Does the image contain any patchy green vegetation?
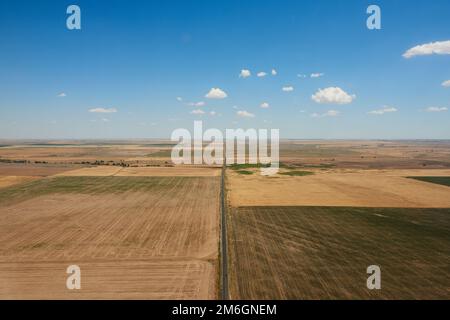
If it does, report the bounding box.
[0,159,29,164]
[229,206,450,299]
[228,163,271,170]
[146,150,172,158]
[279,170,314,176]
[236,170,254,175]
[408,176,450,187]
[0,176,210,206]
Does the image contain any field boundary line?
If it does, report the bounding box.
[220,161,229,300]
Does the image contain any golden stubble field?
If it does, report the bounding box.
[0,166,221,299]
[227,168,450,207]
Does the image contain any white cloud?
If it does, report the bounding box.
[260,102,270,109]
[257,72,267,77]
[210,111,217,116]
[297,74,307,78]
[190,109,205,115]
[426,107,448,112]
[311,87,355,104]
[271,69,277,76]
[311,110,340,118]
[311,73,324,78]
[232,105,239,109]
[368,106,398,115]
[403,40,450,58]
[205,87,228,99]
[237,110,255,118]
[89,108,117,113]
[57,92,66,97]
[239,69,251,78]
[282,86,294,92]
[176,97,183,102]
[442,80,450,87]
[188,101,205,107]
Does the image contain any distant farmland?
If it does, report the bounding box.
[0,175,220,299]
[1,140,450,300]
[228,206,450,299]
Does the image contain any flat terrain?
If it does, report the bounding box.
[279,140,450,169]
[228,206,450,299]
[226,140,450,300]
[2,139,450,169]
[0,163,76,176]
[1,140,450,300]
[228,169,450,207]
[58,166,220,177]
[0,175,220,299]
[408,176,450,187]
[0,176,40,189]
[0,140,176,167]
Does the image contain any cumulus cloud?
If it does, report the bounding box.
[260,102,270,109]
[210,111,217,116]
[368,106,398,115]
[282,86,294,92]
[188,101,205,107]
[57,92,67,97]
[311,73,324,78]
[237,110,255,118]
[239,69,251,78]
[311,110,340,118]
[442,80,450,87]
[257,72,267,77]
[426,106,448,112]
[205,87,228,99]
[271,69,277,76]
[403,40,450,58]
[311,87,355,104]
[176,97,183,102]
[190,109,205,115]
[297,74,307,78]
[89,108,117,113]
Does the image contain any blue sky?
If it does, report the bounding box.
[0,0,449,139]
